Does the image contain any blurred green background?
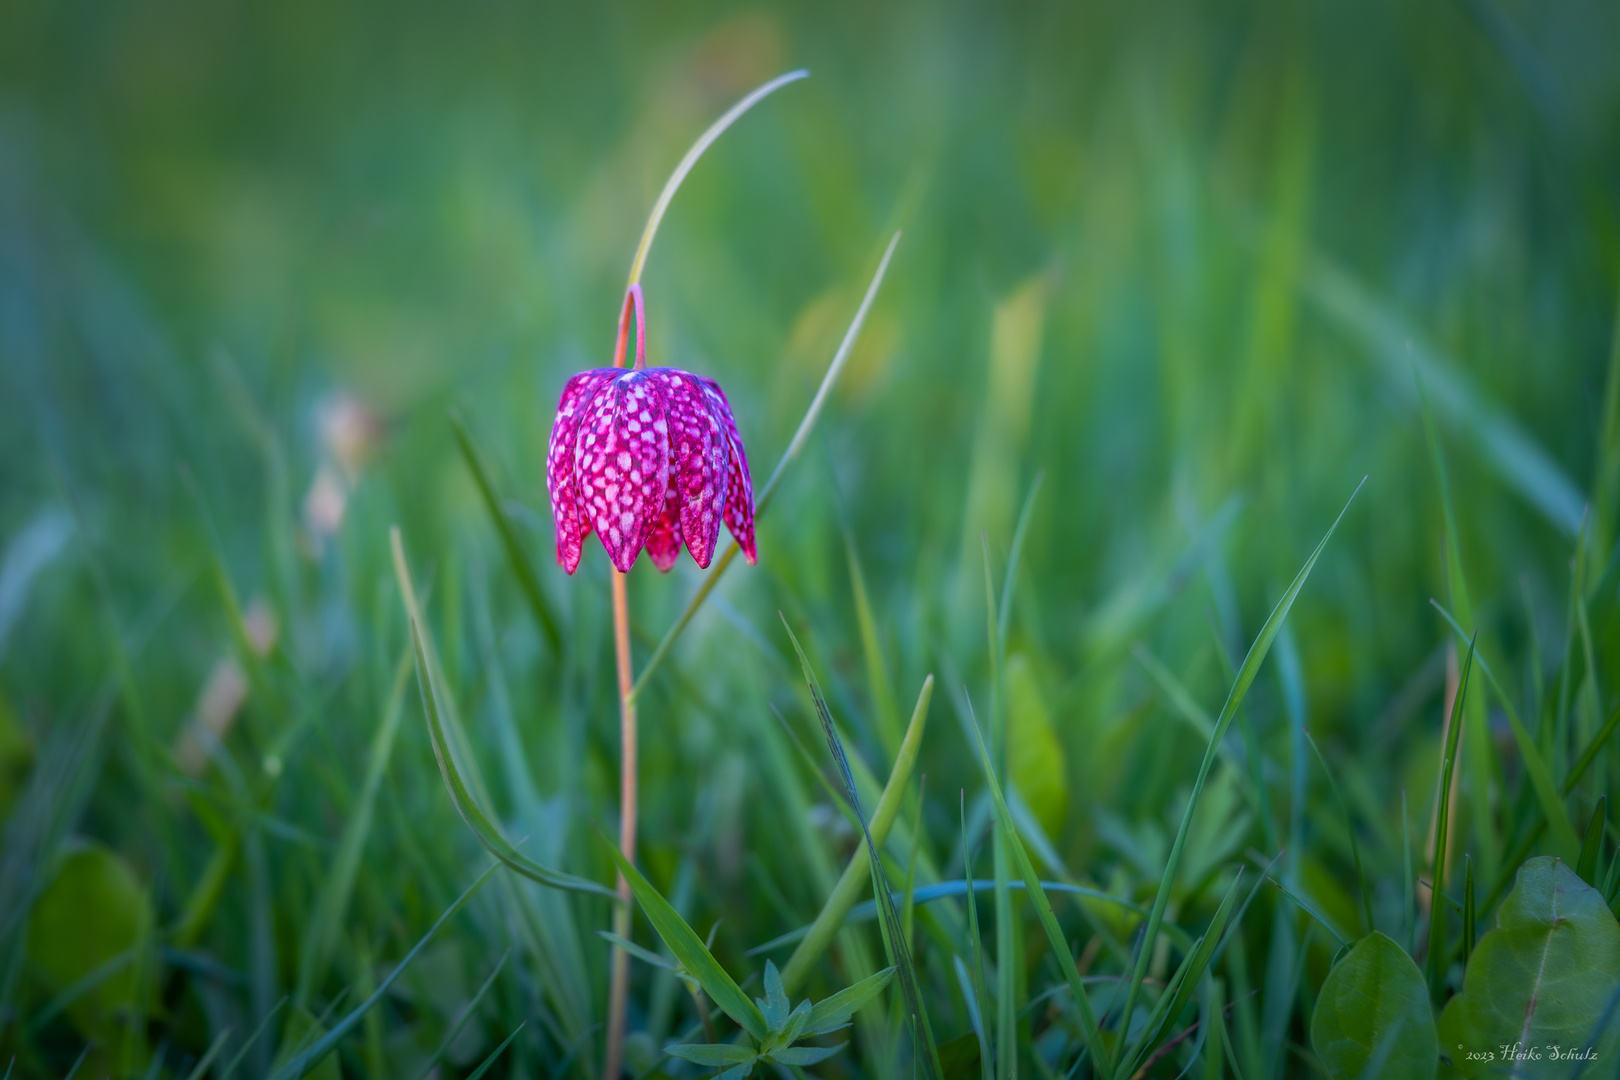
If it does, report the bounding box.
[3,0,1619,1076]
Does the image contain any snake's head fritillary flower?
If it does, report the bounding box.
[546,287,756,575]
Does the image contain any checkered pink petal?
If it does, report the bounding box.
[702,378,757,564]
[572,370,670,573]
[546,364,756,573]
[546,368,616,573]
[653,368,728,568]
[643,473,683,571]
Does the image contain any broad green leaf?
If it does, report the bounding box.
[1436,994,1470,1078]
[27,842,153,1071]
[667,1042,758,1066]
[602,840,768,1040]
[774,998,812,1048]
[803,967,896,1036]
[758,959,789,1031]
[1309,932,1435,1080]
[1454,857,1620,1077]
[771,1043,844,1066]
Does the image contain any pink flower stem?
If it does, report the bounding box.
[603,282,645,1080]
[603,571,636,1080]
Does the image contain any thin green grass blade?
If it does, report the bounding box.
[1133,644,1261,812]
[218,997,287,1079]
[1573,550,1604,770]
[266,862,498,1080]
[629,232,901,702]
[1427,635,1474,999]
[1262,874,1348,948]
[1578,796,1606,884]
[1122,869,1247,1077]
[1462,854,1476,970]
[181,1027,232,1080]
[1113,479,1364,1075]
[60,1044,90,1080]
[751,880,1185,958]
[1303,730,1373,934]
[170,836,239,952]
[1430,599,1581,862]
[980,538,1017,1080]
[449,411,561,653]
[602,838,767,1040]
[779,674,932,992]
[1302,254,1583,534]
[781,617,943,1080]
[1203,977,1226,1080]
[463,1021,526,1080]
[27,945,137,1032]
[902,777,925,950]
[1421,385,1501,883]
[845,529,903,762]
[997,472,1044,654]
[755,879,1185,956]
[1402,793,1415,957]
[1591,283,1620,568]
[294,643,412,1007]
[964,697,1110,1076]
[961,792,994,1080]
[411,949,512,1080]
[597,931,677,973]
[392,528,614,898]
[625,70,808,287]
[1566,705,1620,796]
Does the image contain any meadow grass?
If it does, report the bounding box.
[3,2,1620,1077]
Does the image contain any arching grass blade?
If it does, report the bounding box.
[629,232,901,702]
[449,410,561,654]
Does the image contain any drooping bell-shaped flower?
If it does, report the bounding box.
[546,286,756,574]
